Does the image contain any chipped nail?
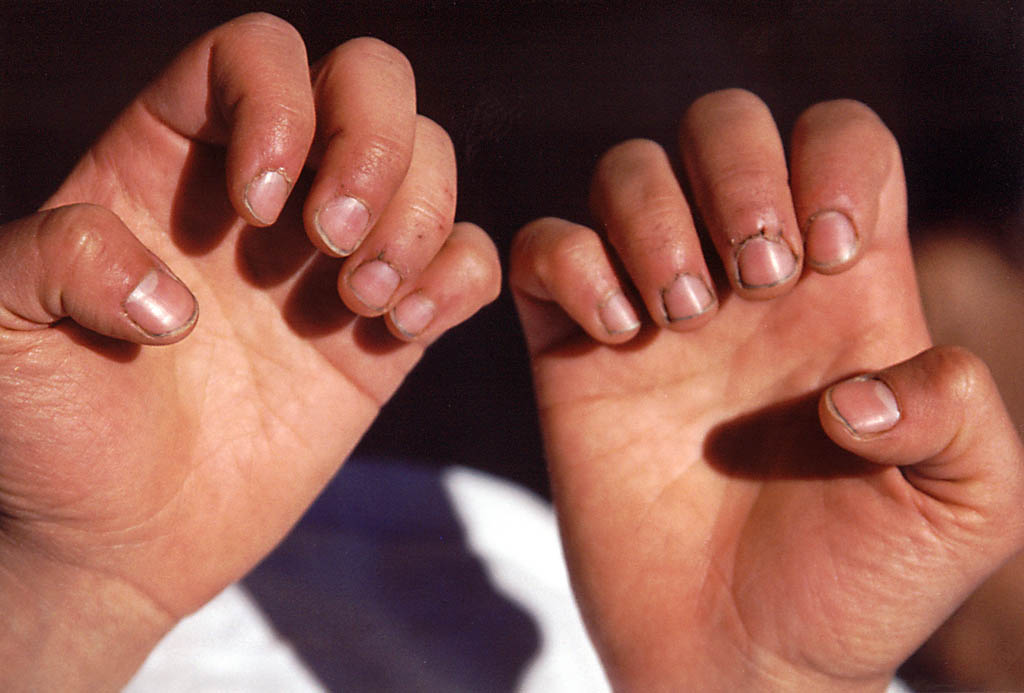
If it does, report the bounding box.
[736,235,798,289]
[315,196,371,256]
[663,273,715,322]
[244,169,290,224]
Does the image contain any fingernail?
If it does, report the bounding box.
[348,259,402,311]
[124,269,198,337]
[599,291,641,335]
[391,292,436,338]
[315,196,371,255]
[663,273,715,322]
[806,211,858,269]
[244,169,290,224]
[828,376,901,435]
[735,236,798,289]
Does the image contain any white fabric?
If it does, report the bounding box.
[441,466,609,692]
[126,464,912,692]
[125,583,323,692]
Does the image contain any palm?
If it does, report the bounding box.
[0,104,425,616]
[533,213,939,680]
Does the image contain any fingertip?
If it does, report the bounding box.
[598,290,643,340]
[385,222,500,343]
[243,168,293,226]
[122,268,199,343]
[304,37,418,255]
[804,210,861,274]
[679,89,804,301]
[312,195,371,256]
[342,258,403,315]
[510,218,645,351]
[388,290,437,341]
[790,99,905,276]
[213,17,314,227]
[823,376,902,439]
[662,273,718,330]
[733,234,801,296]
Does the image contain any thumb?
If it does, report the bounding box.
[820,346,1024,542]
[0,204,198,344]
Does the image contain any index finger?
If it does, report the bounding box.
[138,13,316,226]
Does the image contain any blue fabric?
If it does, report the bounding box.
[244,458,541,692]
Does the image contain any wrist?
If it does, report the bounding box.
[0,538,174,691]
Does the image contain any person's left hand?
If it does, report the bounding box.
[510,90,1024,691]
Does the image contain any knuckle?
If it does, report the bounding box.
[510,218,563,264]
[455,236,502,302]
[228,12,302,44]
[268,101,316,152]
[545,225,601,273]
[414,116,456,165]
[615,207,690,254]
[685,88,767,126]
[702,163,786,206]
[41,204,115,248]
[593,139,668,192]
[510,219,586,292]
[352,131,415,183]
[509,222,542,267]
[405,197,454,238]
[932,345,993,406]
[598,138,665,172]
[797,99,901,162]
[334,37,414,83]
[39,205,117,285]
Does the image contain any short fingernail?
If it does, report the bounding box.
[315,197,371,256]
[828,376,901,435]
[806,211,858,270]
[244,169,290,224]
[599,291,641,335]
[124,269,198,337]
[735,236,798,289]
[348,259,402,312]
[663,273,715,322]
[391,292,436,338]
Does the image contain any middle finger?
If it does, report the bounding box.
[680,89,803,299]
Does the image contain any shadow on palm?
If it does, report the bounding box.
[704,391,872,480]
[165,141,409,362]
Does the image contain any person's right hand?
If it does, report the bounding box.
[511,90,1024,691]
[0,14,499,690]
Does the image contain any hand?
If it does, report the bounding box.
[0,13,498,689]
[510,89,1024,690]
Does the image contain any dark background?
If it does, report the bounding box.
[2,0,1021,495]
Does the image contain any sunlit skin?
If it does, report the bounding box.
[0,15,498,689]
[512,91,1024,690]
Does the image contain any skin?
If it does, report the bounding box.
[511,90,1024,690]
[904,230,1024,689]
[0,14,499,690]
